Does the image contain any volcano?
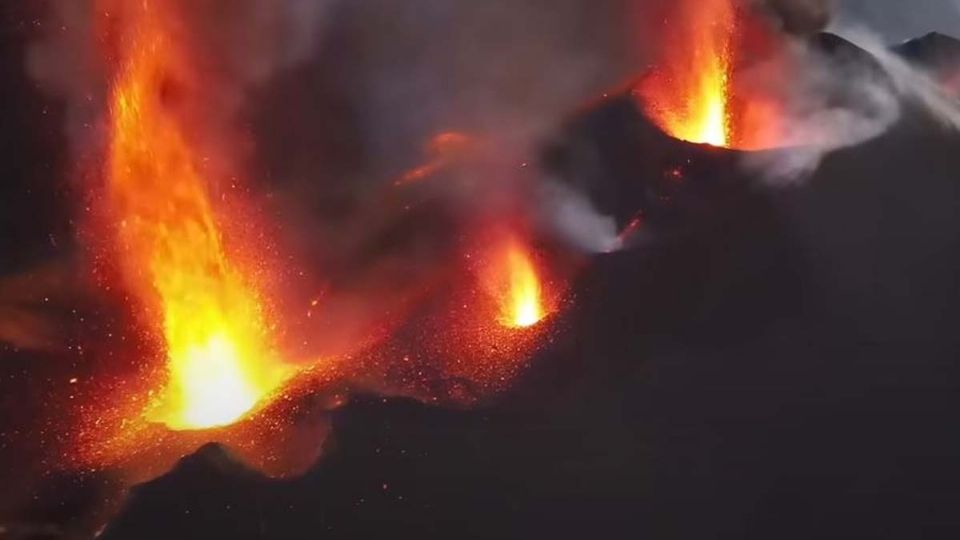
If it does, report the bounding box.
[4,3,960,538]
[77,30,960,540]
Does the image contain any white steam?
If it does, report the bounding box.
[845,27,960,130]
[747,25,960,184]
[537,181,622,254]
[742,35,900,183]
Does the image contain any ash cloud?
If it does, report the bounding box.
[26,0,331,153]
[244,0,647,364]
[254,0,637,259]
[754,0,834,35]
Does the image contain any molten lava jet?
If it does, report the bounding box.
[101,3,293,431]
[495,240,546,329]
[636,0,738,147]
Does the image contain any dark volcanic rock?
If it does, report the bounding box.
[99,444,275,539]
[543,89,756,235]
[894,32,960,83]
[99,396,649,539]
[894,32,960,69]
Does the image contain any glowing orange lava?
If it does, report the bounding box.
[103,3,292,431]
[494,240,546,329]
[637,0,738,147]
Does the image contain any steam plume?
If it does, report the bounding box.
[844,27,960,130]
[745,25,960,183]
[741,33,901,182]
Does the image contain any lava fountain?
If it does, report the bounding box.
[636,0,738,147]
[101,2,292,431]
[485,237,547,330]
[499,241,545,329]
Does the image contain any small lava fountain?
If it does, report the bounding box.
[497,240,546,329]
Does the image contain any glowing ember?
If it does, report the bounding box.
[496,240,546,329]
[395,131,476,186]
[103,4,291,431]
[636,0,738,147]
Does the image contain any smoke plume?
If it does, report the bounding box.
[744,23,960,183]
[251,0,637,258]
[844,26,960,130]
[740,33,901,182]
[26,0,329,164]
[756,0,834,35]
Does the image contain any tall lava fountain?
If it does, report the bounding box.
[100,0,292,431]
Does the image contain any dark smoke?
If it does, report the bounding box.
[250,0,637,236]
[28,0,330,111]
[757,0,834,35]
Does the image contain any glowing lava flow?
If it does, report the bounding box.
[103,5,291,431]
[496,240,546,329]
[636,0,738,146]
